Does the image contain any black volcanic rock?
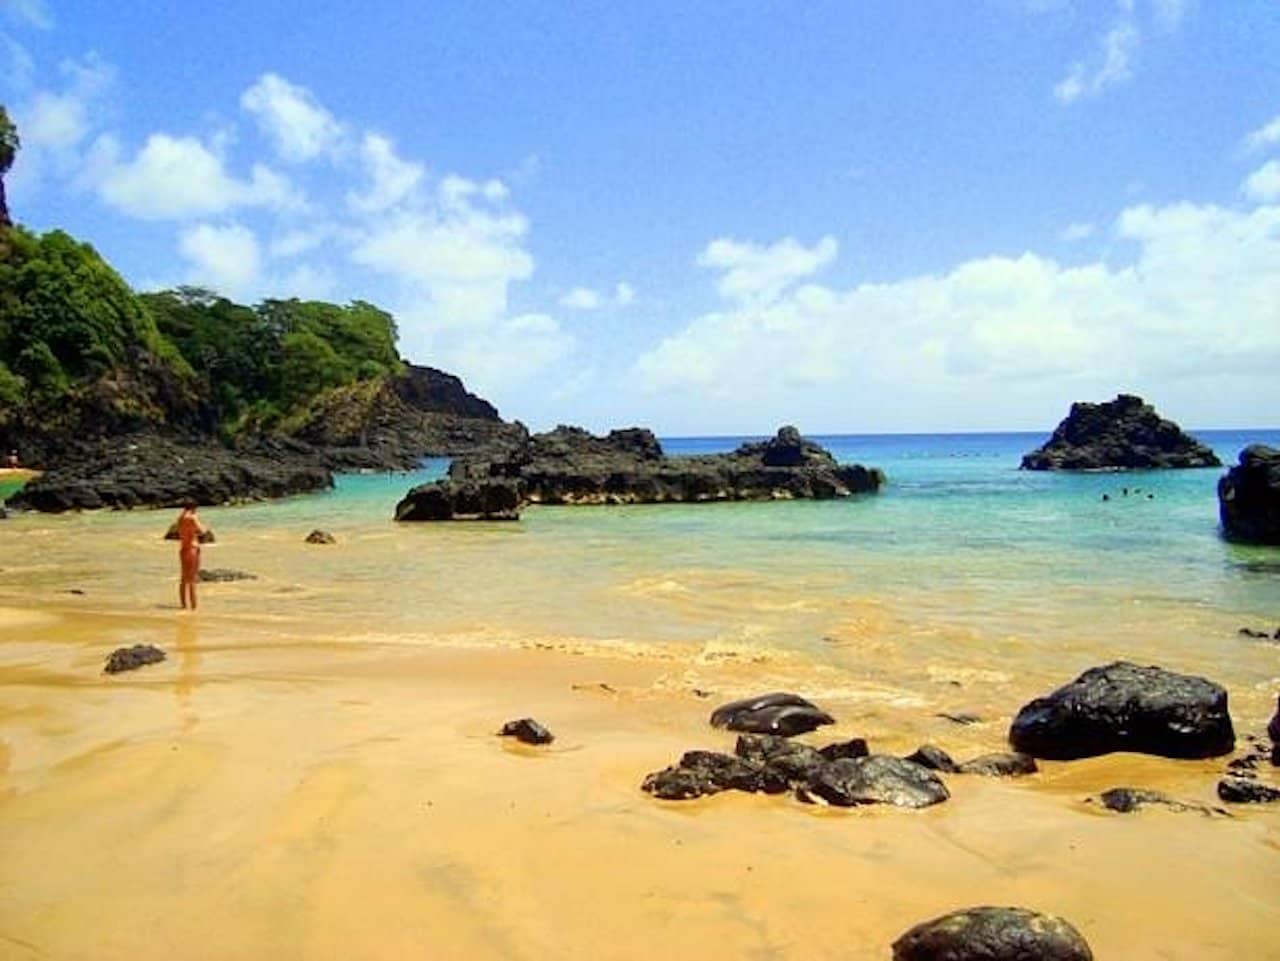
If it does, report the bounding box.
[1008,662,1235,760]
[7,433,332,513]
[892,906,1093,961]
[734,734,830,784]
[803,755,949,808]
[1217,777,1280,804]
[396,425,884,521]
[499,718,555,745]
[394,478,521,521]
[1092,787,1222,816]
[1021,394,1220,470]
[1218,445,1280,544]
[1269,696,1280,746]
[709,692,835,736]
[904,744,959,773]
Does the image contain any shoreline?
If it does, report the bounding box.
[2,602,1278,959]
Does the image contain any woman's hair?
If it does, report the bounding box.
[182,498,198,510]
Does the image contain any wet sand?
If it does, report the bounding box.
[2,602,1278,960]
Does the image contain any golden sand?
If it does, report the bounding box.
[1,599,1278,961]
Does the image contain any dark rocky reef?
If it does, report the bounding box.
[1021,394,1220,470]
[1008,662,1235,760]
[396,425,884,521]
[7,433,333,512]
[892,906,1094,961]
[104,644,166,674]
[1218,445,1280,544]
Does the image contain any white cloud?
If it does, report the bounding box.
[1055,20,1140,103]
[1244,114,1280,154]
[615,281,635,306]
[1,0,51,28]
[86,132,304,220]
[698,235,838,304]
[427,312,575,397]
[1241,160,1280,204]
[560,286,602,310]
[346,132,423,213]
[632,198,1280,428]
[179,222,261,297]
[1061,221,1096,242]
[240,73,345,163]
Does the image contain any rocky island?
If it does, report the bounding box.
[1021,394,1220,470]
[394,425,884,521]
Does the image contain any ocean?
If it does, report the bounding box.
[3,428,1277,706]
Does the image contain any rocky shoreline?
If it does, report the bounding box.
[3,364,524,513]
[395,425,885,521]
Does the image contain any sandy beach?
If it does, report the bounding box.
[2,591,1278,961]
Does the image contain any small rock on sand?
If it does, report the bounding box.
[104,644,166,674]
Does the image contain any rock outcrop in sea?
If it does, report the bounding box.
[395,425,885,521]
[1008,661,1235,760]
[1020,394,1220,470]
[1217,445,1280,544]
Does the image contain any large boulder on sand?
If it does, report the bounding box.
[1021,394,1219,470]
[709,691,835,736]
[1008,662,1235,760]
[802,755,949,808]
[1218,445,1280,544]
[892,906,1093,961]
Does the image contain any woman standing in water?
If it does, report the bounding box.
[176,499,208,611]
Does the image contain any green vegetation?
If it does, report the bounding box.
[0,229,405,441]
[0,112,407,450]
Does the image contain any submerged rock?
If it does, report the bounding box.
[1093,787,1224,816]
[1020,394,1219,471]
[957,752,1038,776]
[104,644,166,674]
[709,692,835,736]
[499,717,554,745]
[802,755,949,808]
[892,906,1093,961]
[198,568,257,582]
[1008,661,1235,760]
[1218,445,1280,544]
[305,529,337,544]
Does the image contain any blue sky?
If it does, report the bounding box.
[3,0,1279,433]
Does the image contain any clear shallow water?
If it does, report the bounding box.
[2,430,1279,709]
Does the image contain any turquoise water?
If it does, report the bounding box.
[3,429,1278,704]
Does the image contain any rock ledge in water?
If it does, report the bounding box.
[892,905,1093,961]
[1008,661,1235,760]
[395,425,884,521]
[1021,394,1219,470]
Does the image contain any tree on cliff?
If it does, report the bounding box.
[0,106,18,227]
